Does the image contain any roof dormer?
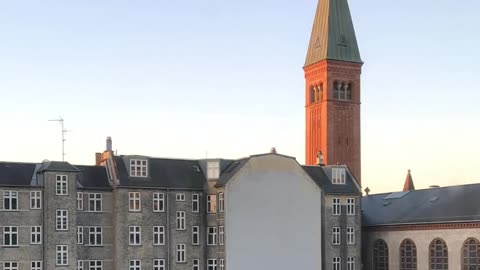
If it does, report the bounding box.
[129,158,149,178]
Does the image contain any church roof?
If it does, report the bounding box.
[362,183,480,227]
[403,169,415,191]
[305,0,362,66]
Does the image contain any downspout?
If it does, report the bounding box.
[166,189,170,270]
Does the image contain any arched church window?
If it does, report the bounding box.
[429,238,448,270]
[373,239,389,270]
[347,83,353,100]
[400,239,417,270]
[333,81,340,99]
[462,238,480,270]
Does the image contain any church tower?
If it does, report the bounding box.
[304,0,363,184]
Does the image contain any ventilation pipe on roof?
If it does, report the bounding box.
[106,136,112,151]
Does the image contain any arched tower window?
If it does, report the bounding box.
[310,84,324,103]
[400,239,417,270]
[462,238,480,270]
[373,239,389,270]
[429,238,448,270]
[310,86,316,103]
[347,83,353,100]
[318,83,323,101]
[333,81,339,99]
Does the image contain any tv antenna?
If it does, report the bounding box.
[48,117,70,161]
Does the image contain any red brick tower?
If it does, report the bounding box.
[304,0,363,184]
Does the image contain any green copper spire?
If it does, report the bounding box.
[305,0,362,67]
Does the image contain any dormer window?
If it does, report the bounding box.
[332,168,346,184]
[207,161,220,179]
[130,159,148,177]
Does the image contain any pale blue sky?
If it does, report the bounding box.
[1,0,479,193]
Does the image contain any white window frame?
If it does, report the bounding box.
[218,193,224,212]
[192,226,200,245]
[153,193,165,212]
[208,259,217,270]
[219,226,224,245]
[56,209,68,230]
[56,175,68,195]
[333,257,341,270]
[3,191,18,210]
[347,257,355,270]
[332,198,341,215]
[129,192,141,211]
[153,226,165,245]
[87,226,103,246]
[347,227,355,245]
[347,198,355,215]
[192,194,199,212]
[56,245,68,266]
[219,259,225,270]
[207,227,217,246]
[332,168,346,184]
[193,259,200,270]
[30,191,42,209]
[129,260,141,270]
[77,192,84,210]
[176,193,185,201]
[4,262,18,270]
[130,159,148,177]
[129,226,141,245]
[89,260,103,270]
[77,226,84,244]
[3,226,18,246]
[207,161,220,179]
[207,195,217,214]
[31,226,42,244]
[31,261,42,270]
[88,193,102,212]
[176,244,186,263]
[176,211,186,230]
[332,227,341,245]
[77,260,84,270]
[153,259,165,270]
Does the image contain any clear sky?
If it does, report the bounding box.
[1,0,479,194]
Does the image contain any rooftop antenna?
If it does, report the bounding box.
[48,117,70,161]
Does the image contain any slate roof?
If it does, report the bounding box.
[305,0,362,66]
[362,183,480,227]
[115,156,206,189]
[302,165,361,195]
[76,165,111,189]
[0,162,37,186]
[215,158,251,187]
[37,161,79,172]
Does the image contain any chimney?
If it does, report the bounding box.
[106,136,112,151]
[95,153,102,166]
[270,147,277,154]
[316,151,325,166]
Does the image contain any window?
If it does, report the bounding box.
[77,260,84,270]
[207,227,217,245]
[88,193,102,212]
[153,226,165,245]
[220,259,225,270]
[208,259,217,270]
[333,257,341,270]
[333,82,352,101]
[332,198,341,215]
[31,261,42,270]
[129,192,141,211]
[347,227,355,245]
[347,198,355,215]
[153,193,165,212]
[219,226,224,245]
[129,260,141,270]
[176,193,185,201]
[463,238,480,270]
[31,226,42,244]
[193,259,200,270]
[373,239,389,270]
[4,262,18,270]
[77,192,84,210]
[192,226,200,245]
[218,193,224,212]
[56,245,68,265]
[30,191,41,209]
[192,194,199,212]
[89,261,103,270]
[77,226,84,244]
[429,238,448,270]
[153,259,165,270]
[310,84,323,103]
[347,257,355,270]
[207,161,220,179]
[176,211,186,230]
[56,175,68,195]
[3,191,18,210]
[129,226,141,245]
[130,159,148,177]
[56,210,68,230]
[332,168,346,184]
[207,195,217,213]
[332,227,340,245]
[177,244,186,262]
[87,227,103,246]
[3,226,18,246]
[400,239,417,270]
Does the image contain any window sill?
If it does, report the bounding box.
[153,210,166,213]
[1,245,19,248]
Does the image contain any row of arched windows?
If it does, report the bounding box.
[373,238,480,270]
[309,81,353,103]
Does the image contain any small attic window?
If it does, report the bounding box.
[130,159,148,177]
[207,161,220,179]
[332,168,346,184]
[193,165,200,173]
